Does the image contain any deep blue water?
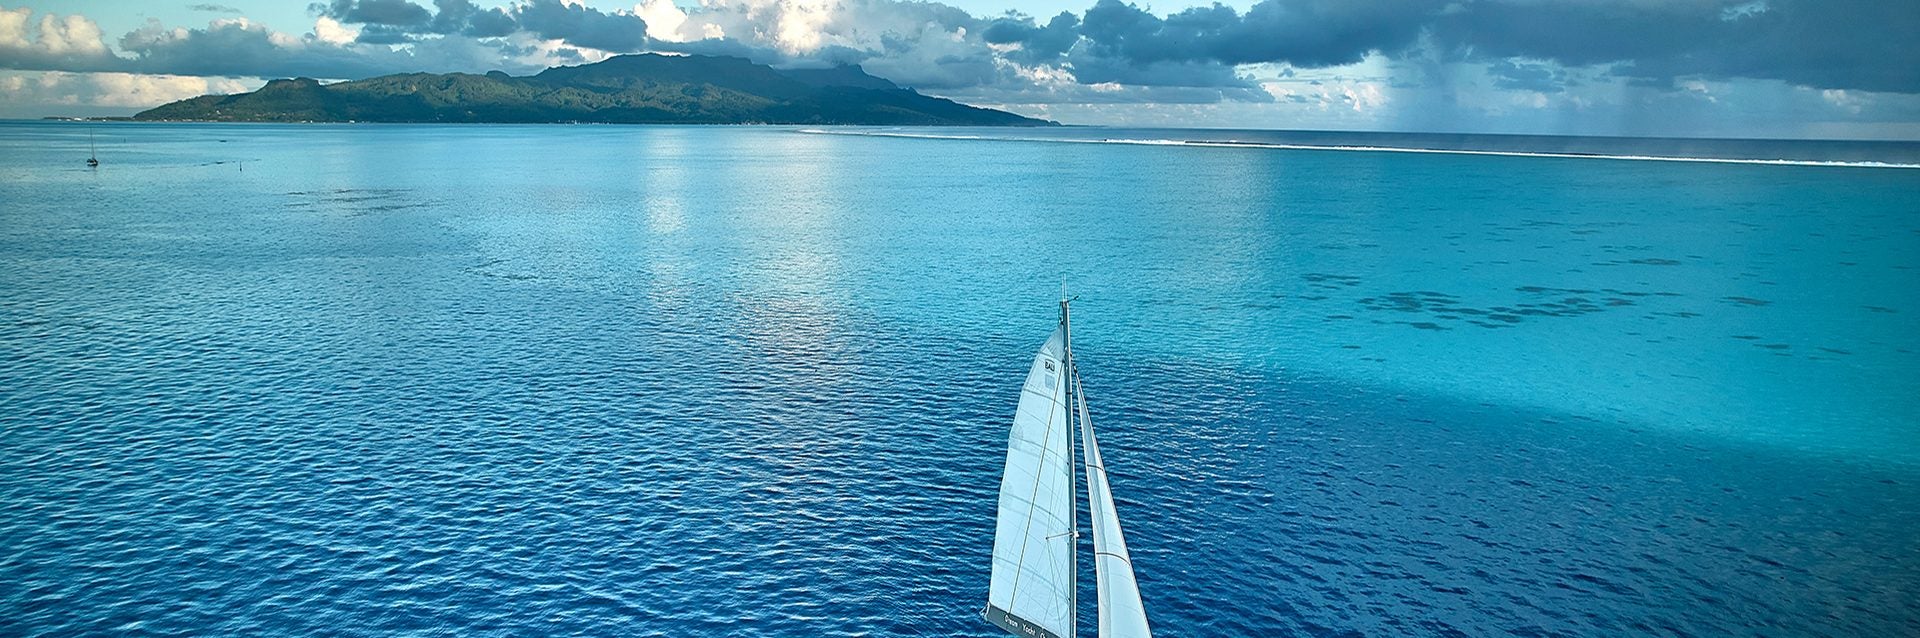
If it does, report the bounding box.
[2,122,1917,636]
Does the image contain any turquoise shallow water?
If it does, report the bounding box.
[2,122,1917,636]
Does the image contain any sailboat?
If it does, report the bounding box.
[985,299,1151,638]
[86,127,99,168]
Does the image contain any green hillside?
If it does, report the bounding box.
[135,54,1051,126]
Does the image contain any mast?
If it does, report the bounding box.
[1060,296,1077,638]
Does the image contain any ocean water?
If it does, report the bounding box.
[814,127,1920,167]
[1,121,1916,636]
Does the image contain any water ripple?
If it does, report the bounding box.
[3,123,1918,637]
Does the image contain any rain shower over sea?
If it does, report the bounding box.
[2,121,1916,636]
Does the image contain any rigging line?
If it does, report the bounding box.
[1072,365,1105,473]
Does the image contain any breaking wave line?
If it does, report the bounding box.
[795,129,1920,169]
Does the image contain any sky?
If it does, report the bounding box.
[1,0,1916,138]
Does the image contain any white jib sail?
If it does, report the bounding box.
[986,326,1075,638]
[1075,369,1152,638]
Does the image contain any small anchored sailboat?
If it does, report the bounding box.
[985,299,1151,638]
[86,127,99,168]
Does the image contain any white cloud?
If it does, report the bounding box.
[655,0,987,85]
[1343,82,1387,112]
[1720,0,1770,20]
[0,7,27,49]
[0,6,114,63]
[86,71,254,106]
[634,0,691,43]
[35,12,107,55]
[0,70,261,114]
[1512,91,1549,109]
[1014,63,1075,87]
[1259,78,1388,114]
[1822,89,1863,115]
[313,16,358,46]
[771,0,836,55]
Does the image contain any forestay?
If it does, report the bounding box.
[985,327,1075,638]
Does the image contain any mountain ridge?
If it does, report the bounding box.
[134,54,1052,126]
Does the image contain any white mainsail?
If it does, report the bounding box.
[985,326,1075,638]
[1074,371,1151,638]
[987,303,1153,638]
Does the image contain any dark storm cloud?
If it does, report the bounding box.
[355,24,420,44]
[978,7,1257,89]
[1413,0,1920,93]
[1486,59,1568,94]
[314,0,644,50]
[1072,0,1442,68]
[115,19,416,78]
[311,0,432,28]
[963,0,1916,94]
[1614,0,1920,93]
[509,0,648,53]
[1427,2,1712,68]
[1069,56,1259,90]
[982,12,1080,64]
[429,0,516,37]
[0,47,122,75]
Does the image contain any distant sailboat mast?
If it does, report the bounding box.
[86,127,99,168]
[986,298,1151,638]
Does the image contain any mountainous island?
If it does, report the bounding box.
[135,54,1052,126]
